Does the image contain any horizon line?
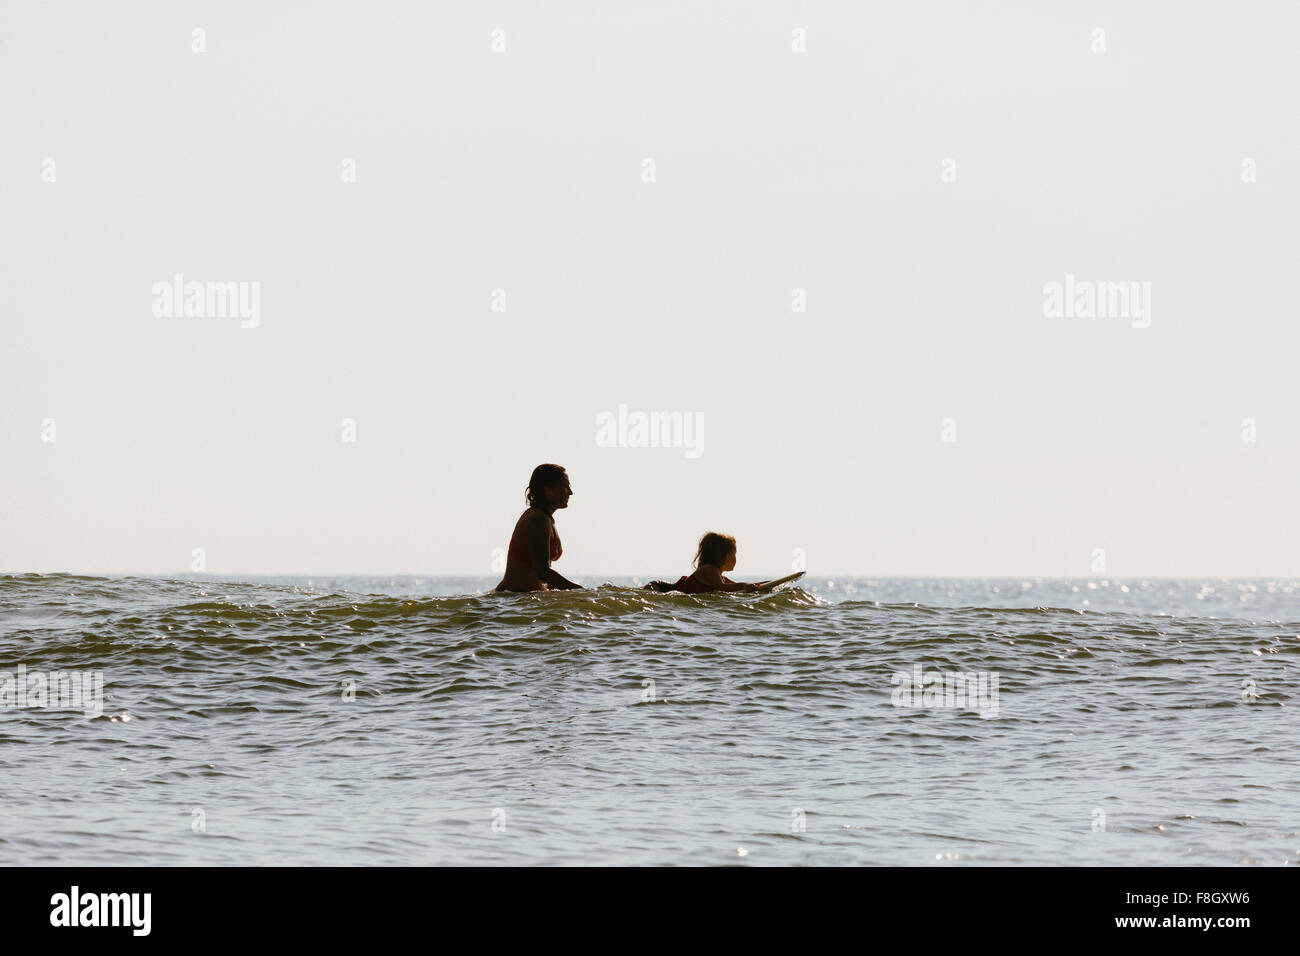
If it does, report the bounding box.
[5,570,1299,582]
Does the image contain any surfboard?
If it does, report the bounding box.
[755,571,804,591]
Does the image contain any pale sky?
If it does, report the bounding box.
[2,2,1297,577]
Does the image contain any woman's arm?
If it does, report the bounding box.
[540,567,583,590]
[528,513,582,590]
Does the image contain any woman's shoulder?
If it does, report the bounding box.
[693,563,724,586]
[518,508,553,529]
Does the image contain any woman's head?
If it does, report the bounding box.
[695,532,737,571]
[526,463,572,512]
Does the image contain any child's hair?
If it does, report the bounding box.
[695,532,737,568]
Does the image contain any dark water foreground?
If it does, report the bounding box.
[1,574,1296,865]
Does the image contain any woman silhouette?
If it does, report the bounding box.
[493,464,583,592]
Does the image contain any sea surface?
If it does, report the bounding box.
[1,574,1297,866]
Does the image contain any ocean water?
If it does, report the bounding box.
[1,574,1296,866]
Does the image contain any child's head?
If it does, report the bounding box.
[695,532,737,571]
